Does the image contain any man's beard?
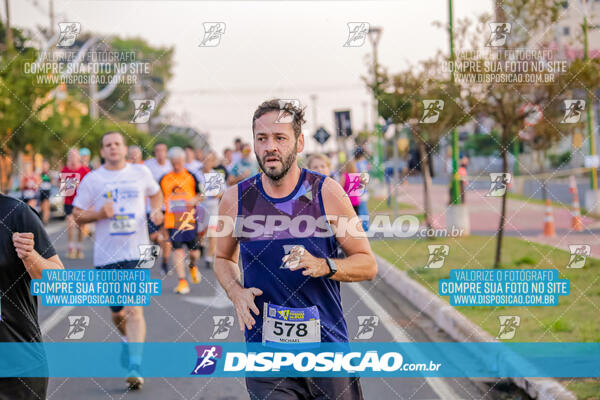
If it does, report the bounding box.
[257,144,297,182]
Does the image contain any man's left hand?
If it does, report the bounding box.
[283,246,329,278]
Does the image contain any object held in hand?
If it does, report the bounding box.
[281,245,305,269]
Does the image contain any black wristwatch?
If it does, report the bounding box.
[325,257,338,278]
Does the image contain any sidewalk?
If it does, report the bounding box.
[376,181,600,257]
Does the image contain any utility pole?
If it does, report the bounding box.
[49,0,55,36]
[310,94,318,128]
[310,94,319,151]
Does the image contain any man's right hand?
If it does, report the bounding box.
[229,285,263,331]
[100,201,114,220]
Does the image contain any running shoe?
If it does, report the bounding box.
[190,266,201,284]
[126,369,144,390]
[66,248,77,259]
[76,249,84,259]
[174,279,190,294]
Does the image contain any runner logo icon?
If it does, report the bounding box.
[57,22,81,47]
[354,316,379,339]
[58,173,80,197]
[496,316,520,340]
[343,22,369,47]
[202,172,226,196]
[136,244,161,269]
[419,100,444,124]
[425,245,449,269]
[65,315,89,340]
[275,99,301,124]
[487,173,512,197]
[486,22,511,47]
[561,100,585,124]
[566,244,590,269]
[199,22,226,47]
[210,316,234,340]
[191,345,222,375]
[130,100,155,124]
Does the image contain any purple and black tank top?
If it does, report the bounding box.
[237,168,349,342]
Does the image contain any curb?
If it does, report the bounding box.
[375,254,576,400]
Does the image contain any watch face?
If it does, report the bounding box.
[327,258,337,274]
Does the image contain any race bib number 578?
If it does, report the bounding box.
[262,303,321,345]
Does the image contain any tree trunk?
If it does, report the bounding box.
[418,139,434,232]
[541,150,547,202]
[494,128,510,268]
[392,125,400,220]
[4,0,13,52]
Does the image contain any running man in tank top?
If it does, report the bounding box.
[215,99,377,400]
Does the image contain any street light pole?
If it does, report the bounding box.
[310,94,321,152]
[448,0,460,204]
[445,0,470,235]
[368,26,382,180]
[583,0,597,190]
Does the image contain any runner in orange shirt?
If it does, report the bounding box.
[159,147,204,294]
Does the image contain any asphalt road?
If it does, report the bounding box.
[37,221,525,400]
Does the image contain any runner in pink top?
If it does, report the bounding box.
[341,163,361,214]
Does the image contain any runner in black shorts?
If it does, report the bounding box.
[169,229,201,251]
[72,132,164,390]
[96,260,140,313]
[245,376,363,400]
[0,194,65,400]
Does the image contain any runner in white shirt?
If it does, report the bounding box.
[196,151,226,269]
[145,144,173,181]
[184,145,203,178]
[144,143,173,275]
[73,131,164,390]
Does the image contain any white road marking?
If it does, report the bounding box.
[348,282,459,400]
[182,286,232,309]
[40,305,74,336]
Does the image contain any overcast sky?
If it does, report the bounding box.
[12,1,492,153]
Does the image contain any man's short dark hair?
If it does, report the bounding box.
[184,145,194,151]
[252,99,306,139]
[100,131,125,148]
[154,142,167,149]
[234,138,242,144]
